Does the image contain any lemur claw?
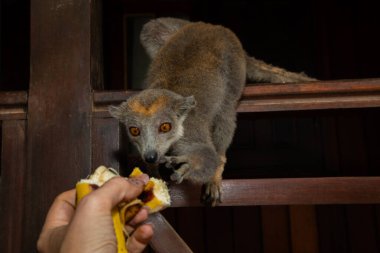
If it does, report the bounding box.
[159,156,168,164]
[162,156,178,168]
[170,171,184,184]
[201,182,222,207]
[169,163,190,184]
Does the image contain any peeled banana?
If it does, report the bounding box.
[75,166,171,253]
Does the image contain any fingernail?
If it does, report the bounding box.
[128,174,149,186]
[137,174,149,184]
[128,178,144,186]
[143,221,155,230]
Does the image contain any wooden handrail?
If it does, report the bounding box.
[238,79,380,112]
[169,177,380,206]
[0,91,28,105]
[241,78,380,97]
[0,91,28,120]
[93,78,380,117]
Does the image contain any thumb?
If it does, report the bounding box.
[81,174,149,213]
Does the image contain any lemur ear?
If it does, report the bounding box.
[176,95,197,117]
[108,102,128,120]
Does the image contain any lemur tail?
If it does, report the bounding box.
[245,55,317,83]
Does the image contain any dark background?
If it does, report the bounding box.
[2,0,380,90]
[1,0,380,252]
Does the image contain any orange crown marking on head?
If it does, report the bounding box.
[128,97,167,116]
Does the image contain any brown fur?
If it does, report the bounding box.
[127,96,167,116]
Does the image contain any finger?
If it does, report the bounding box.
[38,190,76,253]
[126,224,154,253]
[129,207,149,226]
[42,189,76,230]
[37,225,68,253]
[125,208,149,234]
[81,174,149,212]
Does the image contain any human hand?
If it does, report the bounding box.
[37,175,154,253]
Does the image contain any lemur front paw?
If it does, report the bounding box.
[201,182,222,207]
[170,163,190,184]
[162,156,180,169]
[170,170,184,183]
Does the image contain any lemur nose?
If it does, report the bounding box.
[144,150,158,163]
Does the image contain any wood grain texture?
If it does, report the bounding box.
[0,91,27,105]
[0,91,27,120]
[242,79,380,97]
[0,108,27,120]
[0,120,26,253]
[169,177,380,207]
[92,117,120,171]
[93,79,380,116]
[23,0,94,251]
[91,0,104,90]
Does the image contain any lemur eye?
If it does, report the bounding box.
[129,127,140,136]
[159,122,171,133]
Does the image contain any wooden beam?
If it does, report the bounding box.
[242,78,380,97]
[92,78,380,117]
[0,91,27,105]
[23,0,95,251]
[0,91,27,120]
[92,117,121,171]
[237,94,380,112]
[169,177,380,207]
[0,108,26,120]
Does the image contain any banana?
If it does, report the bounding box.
[75,166,171,253]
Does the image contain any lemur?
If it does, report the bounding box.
[109,18,315,206]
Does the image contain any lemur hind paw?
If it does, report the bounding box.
[201,182,222,207]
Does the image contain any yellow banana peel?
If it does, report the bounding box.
[75,166,171,253]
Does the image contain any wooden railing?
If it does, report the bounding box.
[1,79,380,253]
[93,78,380,114]
[91,78,380,252]
[0,91,28,120]
[170,177,380,206]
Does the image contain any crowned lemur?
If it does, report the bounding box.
[109,18,316,206]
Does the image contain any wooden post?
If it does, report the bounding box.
[23,0,99,251]
[0,120,27,253]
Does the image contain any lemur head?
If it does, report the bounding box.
[109,89,196,164]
